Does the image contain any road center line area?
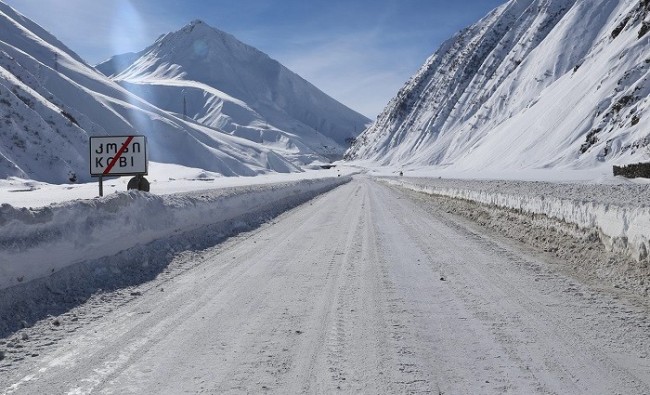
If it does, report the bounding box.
[1,177,649,394]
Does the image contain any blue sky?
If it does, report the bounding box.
[3,0,506,118]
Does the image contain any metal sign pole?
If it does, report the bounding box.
[99,175,103,197]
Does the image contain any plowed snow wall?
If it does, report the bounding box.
[384,178,650,263]
[0,176,350,290]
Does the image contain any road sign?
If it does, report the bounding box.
[90,135,147,177]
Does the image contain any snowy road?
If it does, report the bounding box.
[2,178,650,394]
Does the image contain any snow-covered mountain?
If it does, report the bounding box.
[347,0,650,172]
[0,2,370,184]
[96,20,369,164]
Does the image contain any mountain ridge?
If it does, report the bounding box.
[97,20,369,163]
[0,3,306,183]
[0,4,368,183]
[347,0,650,172]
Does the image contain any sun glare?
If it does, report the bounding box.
[108,1,155,133]
[109,1,145,66]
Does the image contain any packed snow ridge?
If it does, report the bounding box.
[384,177,650,264]
[348,0,650,172]
[0,176,350,291]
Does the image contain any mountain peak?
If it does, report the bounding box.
[97,20,265,81]
[175,19,231,41]
[182,19,212,34]
[95,19,368,162]
[148,19,260,66]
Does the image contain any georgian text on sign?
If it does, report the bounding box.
[89,135,147,176]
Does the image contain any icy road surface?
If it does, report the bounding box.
[2,178,650,394]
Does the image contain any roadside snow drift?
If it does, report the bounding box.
[384,178,650,263]
[0,176,350,290]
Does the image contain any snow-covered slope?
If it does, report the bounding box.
[97,20,369,163]
[347,0,650,172]
[0,2,303,184]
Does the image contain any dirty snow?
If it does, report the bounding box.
[383,176,650,265]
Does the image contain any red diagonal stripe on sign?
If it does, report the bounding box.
[103,136,134,175]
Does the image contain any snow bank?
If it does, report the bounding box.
[383,178,650,263]
[0,176,350,290]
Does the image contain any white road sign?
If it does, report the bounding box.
[90,135,147,176]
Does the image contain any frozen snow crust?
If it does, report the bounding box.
[0,176,350,291]
[383,177,650,264]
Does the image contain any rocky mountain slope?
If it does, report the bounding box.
[347,0,650,172]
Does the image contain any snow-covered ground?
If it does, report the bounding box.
[0,164,352,291]
[4,159,647,296]
[1,178,649,394]
[0,162,351,208]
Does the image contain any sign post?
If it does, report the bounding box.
[90,135,148,197]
